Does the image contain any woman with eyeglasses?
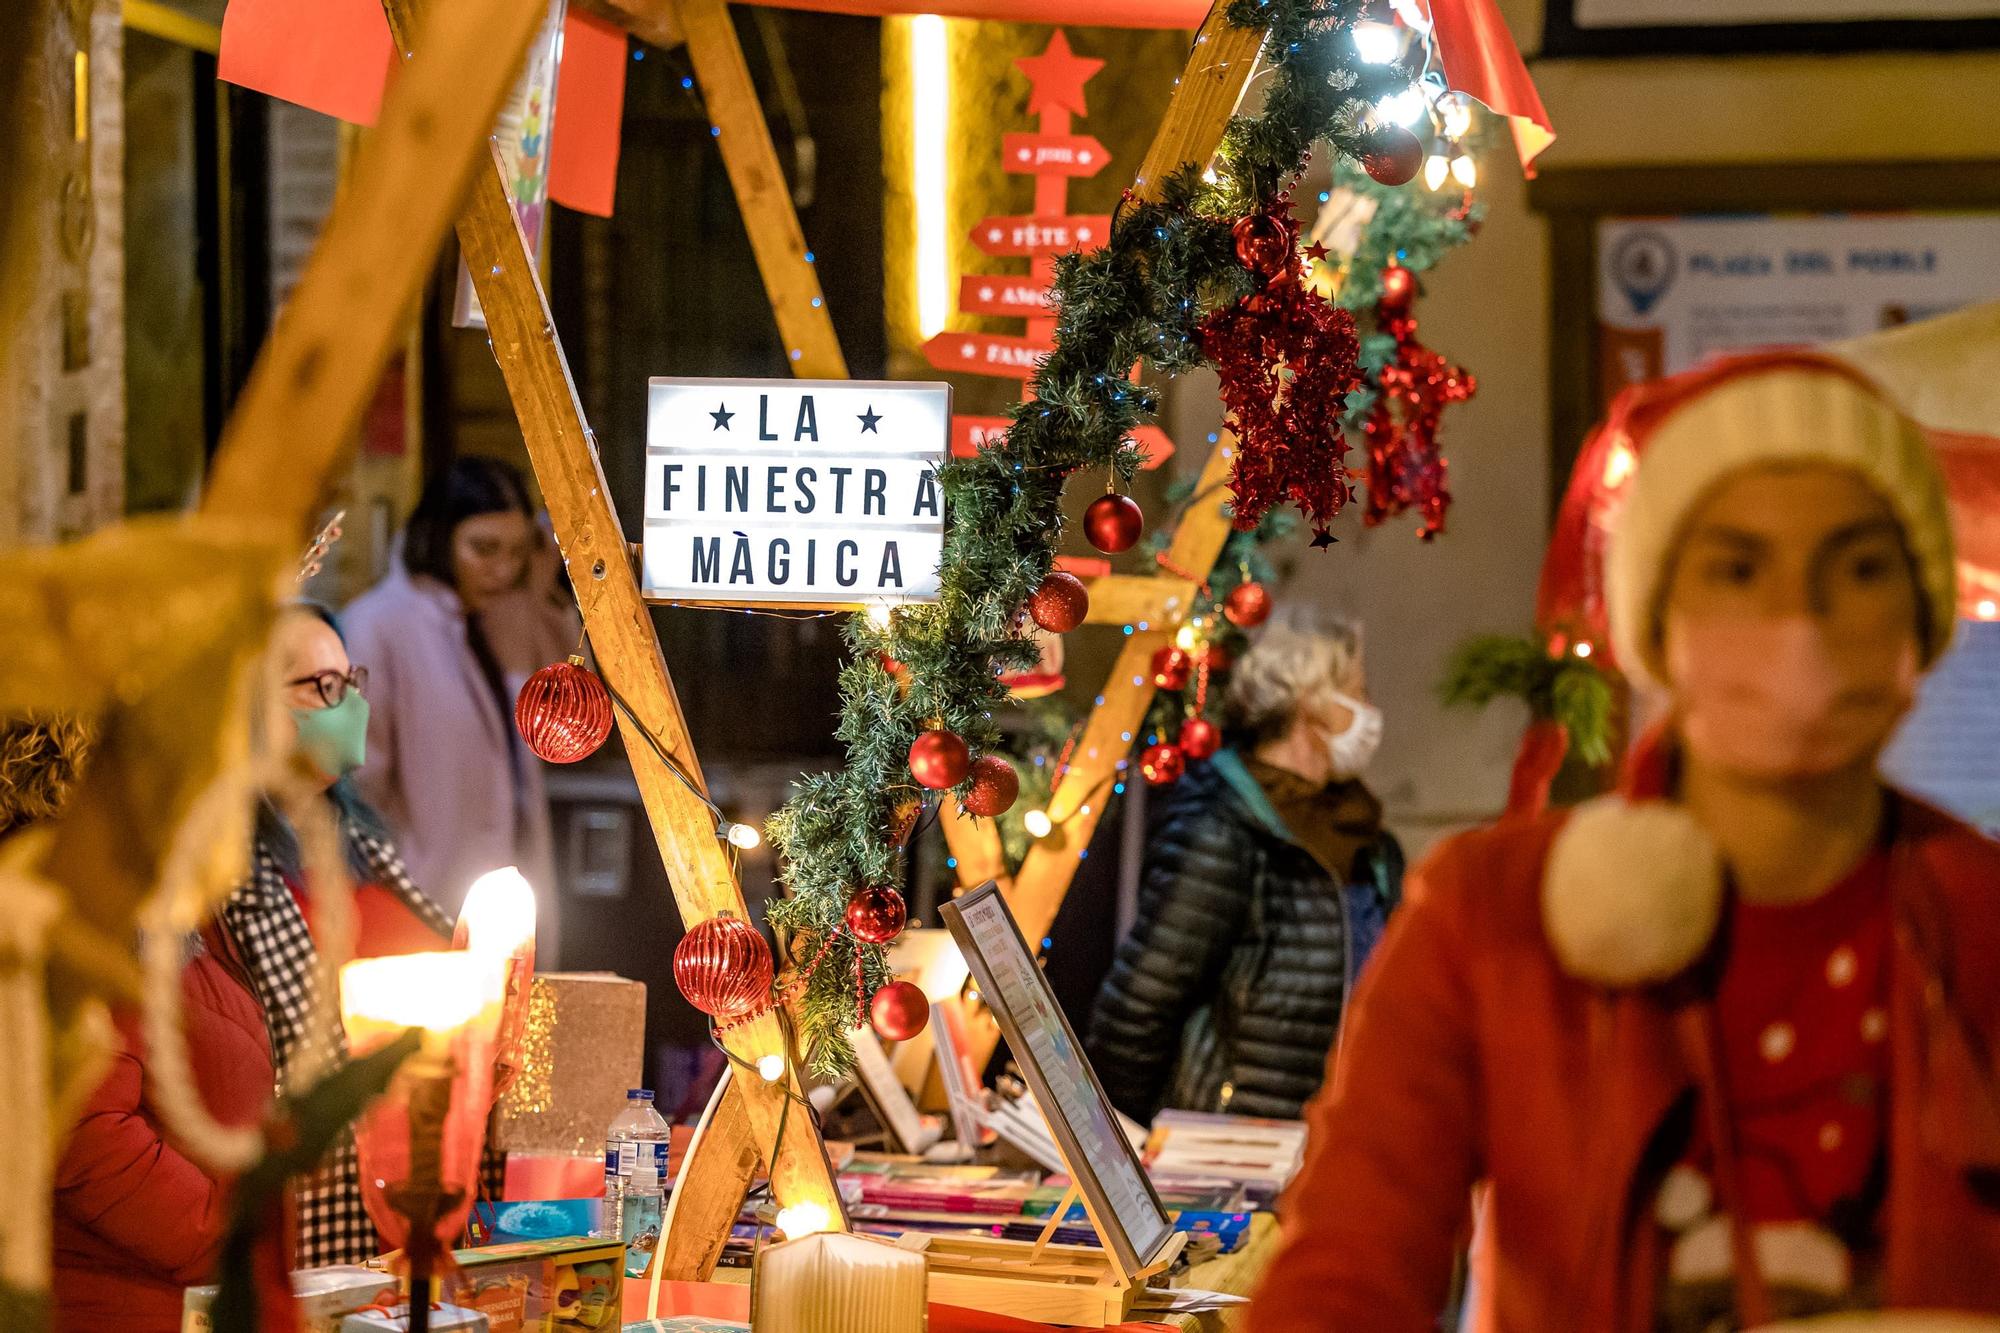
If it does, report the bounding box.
[51,603,455,1326]
[342,455,573,949]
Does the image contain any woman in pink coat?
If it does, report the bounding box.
[343,457,571,953]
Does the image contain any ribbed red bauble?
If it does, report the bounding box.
[870,980,930,1041]
[1178,717,1222,761]
[1360,125,1424,187]
[1139,743,1186,786]
[673,916,775,1018]
[1223,581,1273,628]
[908,729,971,789]
[515,656,614,763]
[844,886,908,944]
[1232,212,1295,280]
[1150,645,1193,691]
[1083,494,1144,554]
[961,754,1020,817]
[1027,570,1089,633]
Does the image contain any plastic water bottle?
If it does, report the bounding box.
[621,1161,666,1277]
[602,1088,670,1238]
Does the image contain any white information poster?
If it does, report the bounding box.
[642,377,949,607]
[1595,212,2000,831]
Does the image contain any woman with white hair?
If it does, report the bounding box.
[1086,615,1402,1123]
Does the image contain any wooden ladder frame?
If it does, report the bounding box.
[377,0,1262,1275]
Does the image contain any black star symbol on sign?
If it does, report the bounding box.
[857,405,883,434]
[710,403,734,430]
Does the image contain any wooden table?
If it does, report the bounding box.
[618,1213,1278,1331]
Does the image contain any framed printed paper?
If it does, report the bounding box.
[938,882,1177,1278]
[641,377,950,609]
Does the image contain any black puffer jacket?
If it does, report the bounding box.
[1087,750,1402,1122]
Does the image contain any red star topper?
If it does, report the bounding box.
[1015,30,1104,119]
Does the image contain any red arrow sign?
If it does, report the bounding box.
[957,274,1051,318]
[922,332,1052,379]
[970,214,1110,257]
[951,415,1014,457]
[951,416,1175,469]
[1001,132,1112,178]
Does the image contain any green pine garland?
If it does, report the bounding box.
[768,0,1414,1076]
[1438,633,1613,767]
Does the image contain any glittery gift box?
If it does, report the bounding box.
[494,973,647,1157]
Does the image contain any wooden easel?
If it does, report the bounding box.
[380,0,1267,1278]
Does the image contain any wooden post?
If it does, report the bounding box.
[375,0,847,1271]
[672,0,846,379]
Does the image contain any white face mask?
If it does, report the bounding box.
[1323,690,1384,779]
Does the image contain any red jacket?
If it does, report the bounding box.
[1246,795,2000,1332]
[53,923,275,1332]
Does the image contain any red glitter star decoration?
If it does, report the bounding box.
[1015,31,1104,118]
[1361,264,1477,541]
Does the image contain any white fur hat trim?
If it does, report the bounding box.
[1543,796,1724,988]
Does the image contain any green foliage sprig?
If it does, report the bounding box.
[768,0,1412,1076]
[1438,633,1613,767]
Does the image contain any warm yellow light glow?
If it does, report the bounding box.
[1375,87,1427,129]
[1602,438,1637,490]
[867,603,895,630]
[459,867,537,959]
[1450,153,1478,189]
[726,822,763,851]
[1352,20,1400,63]
[1174,624,1199,651]
[911,16,950,340]
[1439,94,1474,140]
[1423,154,1450,191]
[1575,641,1594,660]
[758,1053,787,1082]
[340,952,504,1035]
[1023,809,1054,839]
[775,1201,833,1239]
[1978,599,1997,620]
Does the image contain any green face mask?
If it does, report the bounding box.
[291,693,370,782]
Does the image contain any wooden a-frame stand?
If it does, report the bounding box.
[385,0,1266,1278]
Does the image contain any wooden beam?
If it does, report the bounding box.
[1128,4,1265,204]
[201,0,548,528]
[652,1071,759,1283]
[576,0,683,51]
[673,0,846,378]
[378,0,845,1267]
[938,793,1008,892]
[1080,572,1199,627]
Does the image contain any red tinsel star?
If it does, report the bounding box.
[1015,31,1103,118]
[1361,267,1477,540]
[1198,211,1362,535]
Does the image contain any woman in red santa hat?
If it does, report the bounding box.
[1246,351,2000,1331]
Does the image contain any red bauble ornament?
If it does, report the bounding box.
[961,754,1020,817]
[870,980,930,1042]
[1378,262,1418,316]
[909,729,971,789]
[1178,717,1222,761]
[1359,125,1424,187]
[1232,212,1295,280]
[1027,570,1089,633]
[673,916,775,1018]
[1223,581,1273,628]
[1083,494,1144,554]
[1150,645,1193,691]
[515,655,615,764]
[1139,743,1186,786]
[845,886,908,944]
[1202,644,1233,675]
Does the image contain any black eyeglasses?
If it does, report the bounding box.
[287,666,369,708]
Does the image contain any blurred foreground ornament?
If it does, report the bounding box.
[1151,645,1193,691]
[869,980,929,1042]
[1139,743,1186,786]
[515,656,613,763]
[673,915,775,1019]
[1222,581,1272,628]
[1359,124,1423,186]
[1178,717,1222,761]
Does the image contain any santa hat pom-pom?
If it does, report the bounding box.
[1542,798,1724,988]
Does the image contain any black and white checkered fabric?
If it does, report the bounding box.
[223,822,455,1269]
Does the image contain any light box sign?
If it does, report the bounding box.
[642,377,951,607]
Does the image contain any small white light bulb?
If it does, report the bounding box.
[1980,599,1999,620]
[1374,87,1427,129]
[1575,641,1594,660]
[866,604,893,629]
[725,821,763,851]
[1439,93,1474,140]
[1174,624,1199,651]
[774,1201,833,1239]
[1450,153,1478,189]
[1023,809,1054,839]
[1423,154,1450,191]
[1352,20,1400,64]
[757,1053,786,1082]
